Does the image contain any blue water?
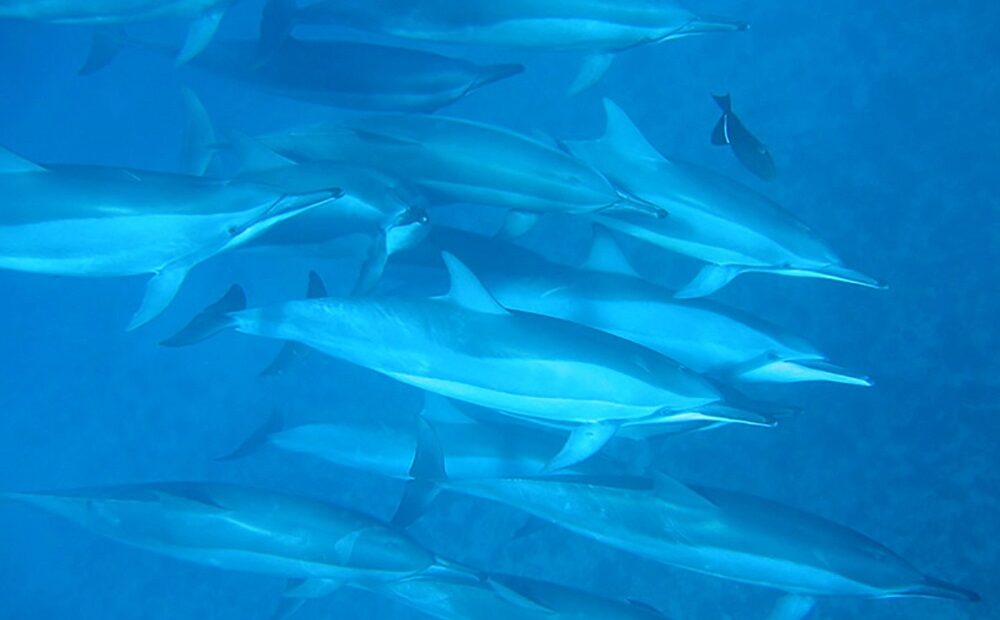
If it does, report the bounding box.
[0,1,996,618]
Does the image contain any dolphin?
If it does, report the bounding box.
[248,112,666,226]
[406,475,979,614]
[564,100,885,298]
[711,93,776,181]
[0,0,237,65]
[1,482,478,616]
[376,572,670,620]
[96,35,523,112]
[0,145,340,329]
[389,226,873,387]
[262,0,747,92]
[163,255,775,469]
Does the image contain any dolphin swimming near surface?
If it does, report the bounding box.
[564,100,884,298]
[0,0,237,65]
[261,0,747,93]
[0,146,340,329]
[247,113,666,225]
[389,226,873,387]
[92,34,524,112]
[164,254,775,469]
[711,93,776,181]
[398,474,979,615]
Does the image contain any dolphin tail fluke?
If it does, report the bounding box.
[79,26,127,75]
[392,417,447,528]
[472,63,525,91]
[712,92,733,113]
[128,263,194,331]
[675,264,744,298]
[160,285,245,346]
[176,8,226,65]
[711,113,730,145]
[903,576,980,602]
[216,410,284,461]
[766,594,817,620]
[259,271,326,375]
[544,422,619,472]
[567,53,615,95]
[259,0,297,61]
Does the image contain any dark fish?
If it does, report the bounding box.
[711,93,776,181]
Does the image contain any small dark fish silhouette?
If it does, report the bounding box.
[711,93,776,181]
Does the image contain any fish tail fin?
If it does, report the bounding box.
[902,576,980,602]
[160,285,245,347]
[179,87,218,176]
[257,271,325,376]
[216,410,284,461]
[391,416,446,528]
[471,63,525,91]
[259,0,297,61]
[79,26,128,75]
[712,93,733,113]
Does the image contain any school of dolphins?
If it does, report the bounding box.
[0,0,981,618]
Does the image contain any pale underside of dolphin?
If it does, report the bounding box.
[0,145,339,329]
[0,0,237,64]
[262,0,747,92]
[164,254,774,469]
[564,100,885,297]
[413,475,979,612]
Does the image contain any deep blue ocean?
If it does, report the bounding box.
[0,1,996,618]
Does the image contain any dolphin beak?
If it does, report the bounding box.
[738,358,874,387]
[667,16,750,39]
[816,264,888,290]
[903,576,981,602]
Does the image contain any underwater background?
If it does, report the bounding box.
[0,0,996,618]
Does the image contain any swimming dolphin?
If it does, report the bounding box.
[405,474,979,614]
[711,93,776,181]
[96,35,523,112]
[564,100,884,298]
[390,226,872,387]
[0,0,237,65]
[164,255,774,469]
[248,113,665,225]
[376,572,670,620]
[1,482,479,617]
[262,0,747,93]
[0,146,340,329]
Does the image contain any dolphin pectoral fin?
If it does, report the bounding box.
[766,594,817,620]
[160,284,246,346]
[544,422,618,472]
[176,8,226,65]
[675,264,744,298]
[216,409,284,461]
[79,27,127,75]
[567,53,615,95]
[471,63,525,92]
[495,210,541,240]
[128,264,193,331]
[582,224,636,276]
[351,231,388,296]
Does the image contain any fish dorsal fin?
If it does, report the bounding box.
[0,146,46,173]
[441,252,508,315]
[583,225,636,276]
[652,474,717,512]
[600,99,665,162]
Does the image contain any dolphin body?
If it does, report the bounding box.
[564,100,884,298]
[0,0,236,64]
[248,113,665,223]
[417,475,979,613]
[165,255,774,469]
[262,0,747,92]
[1,482,477,616]
[113,36,523,112]
[376,573,669,620]
[390,226,872,387]
[0,146,339,329]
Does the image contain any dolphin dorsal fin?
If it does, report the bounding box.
[583,225,636,276]
[441,252,508,315]
[0,146,46,173]
[652,474,718,512]
[600,99,664,162]
[226,130,296,174]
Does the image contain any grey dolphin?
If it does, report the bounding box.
[390,226,872,387]
[0,0,236,64]
[249,113,665,221]
[164,255,774,469]
[410,475,979,610]
[564,100,884,298]
[711,93,776,181]
[262,0,747,92]
[0,146,340,329]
